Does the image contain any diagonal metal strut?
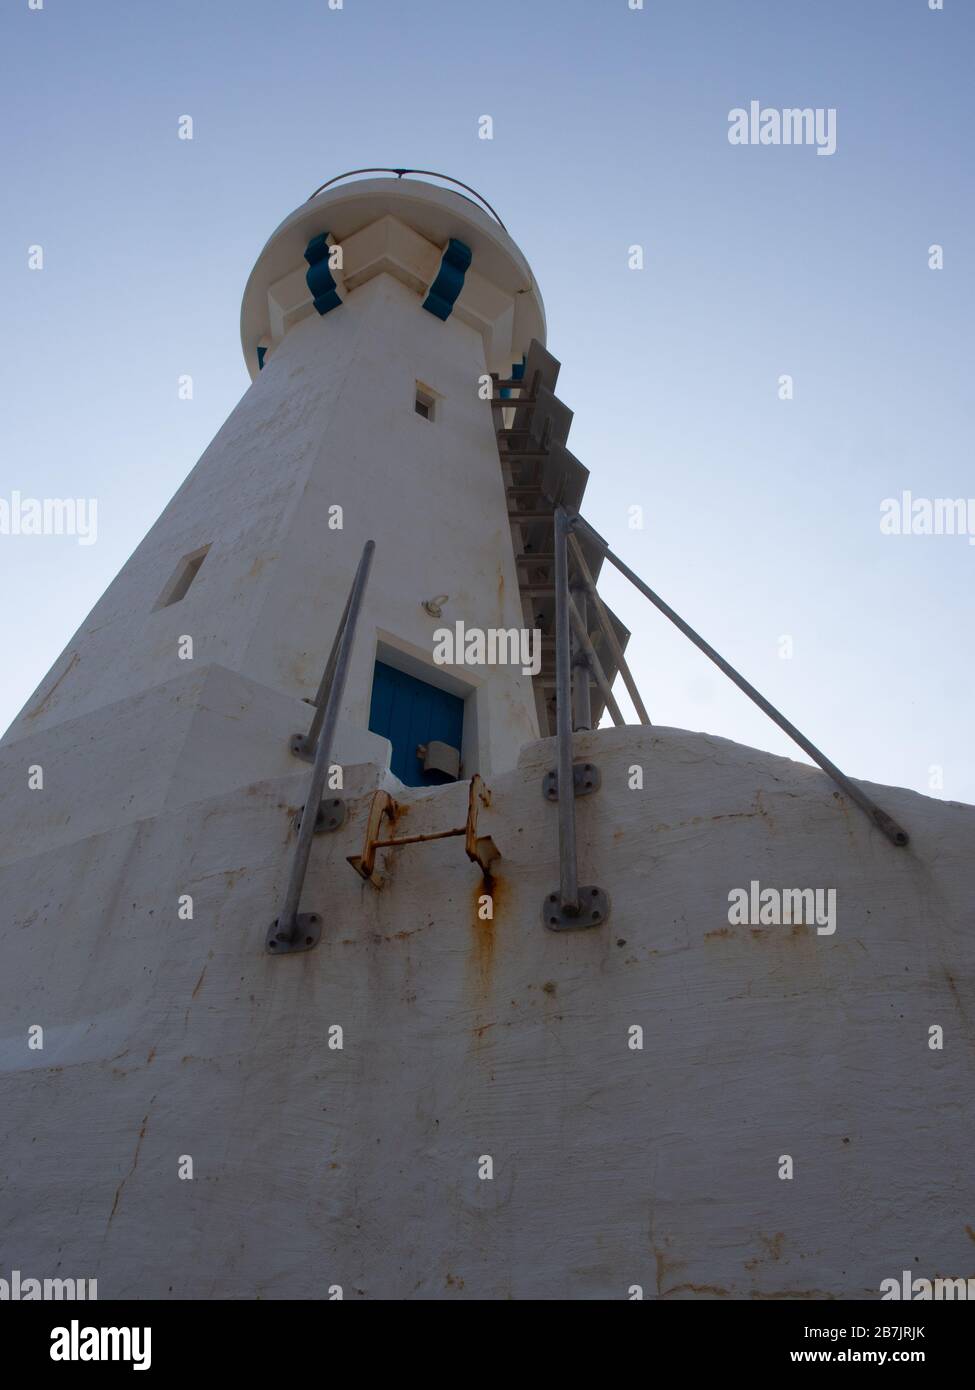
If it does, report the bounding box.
[569,513,909,849]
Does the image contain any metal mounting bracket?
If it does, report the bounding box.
[265,913,323,954]
[289,732,316,764]
[348,777,499,887]
[299,797,347,834]
[543,761,601,801]
[543,886,610,931]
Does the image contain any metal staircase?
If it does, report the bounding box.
[489,339,645,735]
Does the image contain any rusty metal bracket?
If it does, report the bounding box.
[463,776,500,874]
[543,886,610,932]
[347,790,398,884]
[348,776,499,887]
[543,761,600,802]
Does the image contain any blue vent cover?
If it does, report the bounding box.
[422,238,472,321]
[304,233,343,315]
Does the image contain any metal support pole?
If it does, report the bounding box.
[553,508,580,915]
[570,515,910,848]
[268,540,376,952]
[291,582,356,760]
[569,593,625,726]
[567,532,652,726]
[570,585,592,732]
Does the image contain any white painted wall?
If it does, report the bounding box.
[1,724,972,1299]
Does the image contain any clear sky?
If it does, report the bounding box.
[2,0,971,803]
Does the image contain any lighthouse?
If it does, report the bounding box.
[1,173,973,1301]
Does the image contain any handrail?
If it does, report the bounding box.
[553,507,580,915]
[305,168,508,231]
[290,580,355,762]
[569,514,910,849]
[267,540,376,953]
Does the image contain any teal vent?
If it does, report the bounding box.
[304,233,343,315]
[422,239,472,321]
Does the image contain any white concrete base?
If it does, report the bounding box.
[1,724,972,1299]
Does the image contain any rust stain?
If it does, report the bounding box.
[659,1283,835,1300]
[446,1273,465,1290]
[832,790,856,843]
[660,1281,731,1298]
[472,870,498,982]
[745,1232,785,1270]
[467,870,503,1034]
[683,793,775,834]
[107,1105,153,1228]
[190,950,212,1006]
[542,981,557,996]
[655,1248,681,1296]
[754,790,774,831]
[716,924,811,943]
[751,1289,838,1301]
[965,1225,975,1244]
[944,971,974,1047]
[145,1047,156,1065]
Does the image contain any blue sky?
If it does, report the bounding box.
[2,0,972,802]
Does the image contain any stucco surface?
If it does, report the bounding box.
[2,724,972,1300]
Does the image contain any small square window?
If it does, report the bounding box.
[414,384,437,421]
[154,544,210,610]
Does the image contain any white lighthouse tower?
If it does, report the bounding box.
[4,174,550,786]
[1,174,973,1301]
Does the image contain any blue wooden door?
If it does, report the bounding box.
[368,661,465,786]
